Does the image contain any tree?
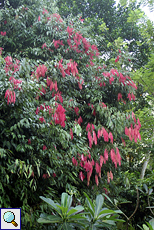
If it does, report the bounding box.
[57,0,154,226]
[0,0,143,228]
[57,0,151,69]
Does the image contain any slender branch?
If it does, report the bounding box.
[126,188,140,230]
[128,188,139,220]
[105,188,139,230]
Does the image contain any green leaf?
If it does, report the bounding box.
[149,188,153,195]
[143,184,148,193]
[102,219,116,225]
[61,193,72,209]
[67,206,84,216]
[102,193,113,205]
[56,204,68,215]
[142,224,150,230]
[40,196,61,214]
[83,192,95,215]
[86,206,95,217]
[36,163,40,177]
[95,194,104,217]
[149,218,154,229]
[38,215,62,223]
[37,217,54,224]
[60,222,73,230]
[98,208,114,217]
[68,214,87,220]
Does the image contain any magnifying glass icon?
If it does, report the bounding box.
[3,211,18,227]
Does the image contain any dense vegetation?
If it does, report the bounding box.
[0,0,154,229]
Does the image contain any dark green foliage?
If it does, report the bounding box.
[57,0,150,68]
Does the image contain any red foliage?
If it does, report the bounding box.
[0,31,6,36]
[36,64,47,80]
[72,157,78,166]
[70,129,73,140]
[5,89,16,104]
[43,145,47,150]
[79,171,85,181]
[39,116,46,123]
[53,104,66,127]
[74,107,79,116]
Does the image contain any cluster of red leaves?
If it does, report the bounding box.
[118,93,126,104]
[74,107,79,116]
[35,102,66,127]
[70,129,73,140]
[39,116,46,123]
[42,172,56,179]
[35,103,66,127]
[51,13,63,23]
[88,103,96,116]
[95,76,106,87]
[47,77,58,91]
[77,116,83,125]
[22,7,28,11]
[102,68,137,89]
[66,26,99,66]
[86,123,97,148]
[127,92,135,101]
[99,68,137,103]
[99,102,107,108]
[38,86,46,97]
[4,57,21,104]
[36,64,47,80]
[35,104,53,115]
[9,76,22,90]
[43,145,47,150]
[66,60,78,77]
[28,139,31,145]
[38,11,63,24]
[57,59,84,89]
[72,107,83,125]
[72,150,114,186]
[32,64,66,127]
[125,116,141,143]
[0,31,6,36]
[4,56,20,75]
[110,147,121,168]
[97,127,113,144]
[41,43,47,49]
[53,91,63,103]
[115,55,120,62]
[68,103,82,124]
[42,8,49,14]
[34,66,63,103]
[79,16,84,22]
[41,42,53,52]
[5,89,16,104]
[53,39,64,49]
[47,76,63,103]
[42,173,50,179]
[57,59,79,78]
[107,171,113,183]
[53,104,66,127]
